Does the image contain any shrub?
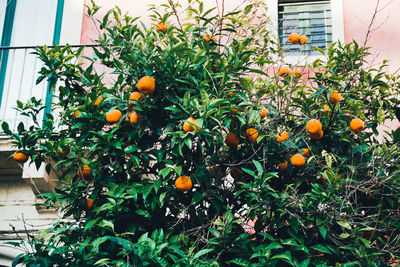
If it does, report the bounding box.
[3,0,400,266]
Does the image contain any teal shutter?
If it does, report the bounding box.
[43,0,64,123]
[0,0,18,107]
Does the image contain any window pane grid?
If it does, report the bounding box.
[278,1,332,56]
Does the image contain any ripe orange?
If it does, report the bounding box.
[276,131,289,142]
[227,92,238,98]
[299,35,308,45]
[291,153,305,167]
[73,110,85,121]
[73,110,81,117]
[306,119,322,134]
[77,165,92,179]
[183,117,200,132]
[301,148,310,157]
[106,110,123,124]
[137,76,156,95]
[293,69,302,77]
[278,161,288,173]
[309,130,324,140]
[156,21,168,33]
[323,170,338,181]
[204,34,216,43]
[175,176,193,192]
[323,104,331,116]
[260,106,268,118]
[246,128,259,143]
[128,111,139,125]
[13,151,29,164]
[94,96,103,106]
[330,90,341,104]
[225,132,240,148]
[278,66,290,77]
[129,92,144,105]
[350,118,365,133]
[288,32,300,44]
[86,197,94,211]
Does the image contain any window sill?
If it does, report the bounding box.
[283,54,326,66]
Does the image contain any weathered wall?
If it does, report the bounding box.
[343,0,400,73]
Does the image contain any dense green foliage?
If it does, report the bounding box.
[2,0,400,266]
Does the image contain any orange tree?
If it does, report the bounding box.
[3,1,400,266]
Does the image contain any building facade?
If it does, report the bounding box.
[0,0,399,264]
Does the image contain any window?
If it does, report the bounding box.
[278,0,332,56]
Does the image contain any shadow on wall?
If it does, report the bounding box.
[0,244,24,266]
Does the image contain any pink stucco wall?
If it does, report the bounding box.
[81,0,244,44]
[81,0,400,73]
[343,0,400,74]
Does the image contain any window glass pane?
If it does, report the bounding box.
[279,0,332,56]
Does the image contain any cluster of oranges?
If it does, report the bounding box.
[278,88,365,175]
[175,83,366,190]
[278,66,302,78]
[276,33,309,77]
[177,104,268,191]
[104,75,155,125]
[288,32,308,45]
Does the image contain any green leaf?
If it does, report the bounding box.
[271,251,294,265]
[353,145,369,154]
[1,121,11,135]
[183,91,190,107]
[193,248,213,259]
[227,258,250,266]
[184,137,192,149]
[136,209,151,218]
[92,236,108,252]
[265,242,283,250]
[359,227,375,231]
[159,192,167,207]
[200,89,209,107]
[11,253,24,267]
[299,258,310,267]
[253,160,263,176]
[377,107,385,124]
[192,192,204,204]
[313,47,325,55]
[209,228,220,238]
[319,225,327,239]
[337,221,352,230]
[311,244,332,254]
[99,220,114,231]
[124,145,139,154]
[159,167,172,178]
[94,258,110,265]
[174,166,182,176]
[393,127,400,143]
[358,237,370,248]
[339,233,350,239]
[85,217,101,231]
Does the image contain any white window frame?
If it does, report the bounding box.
[267,0,344,65]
